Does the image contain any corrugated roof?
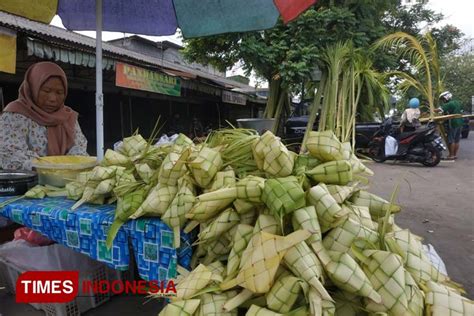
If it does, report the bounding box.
[0,10,253,90]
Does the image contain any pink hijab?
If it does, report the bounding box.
[3,62,78,155]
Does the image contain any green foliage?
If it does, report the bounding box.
[183,4,392,87]
[442,48,474,112]
[376,32,442,117]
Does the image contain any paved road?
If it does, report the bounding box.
[368,135,474,299]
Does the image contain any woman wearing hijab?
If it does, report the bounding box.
[0,62,88,170]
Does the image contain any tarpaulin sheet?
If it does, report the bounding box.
[0,197,192,281]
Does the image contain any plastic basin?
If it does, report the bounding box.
[31,156,97,187]
[236,118,275,134]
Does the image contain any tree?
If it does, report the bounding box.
[442,43,474,112]
[376,32,443,117]
[379,2,463,69]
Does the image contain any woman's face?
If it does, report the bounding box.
[37,77,65,113]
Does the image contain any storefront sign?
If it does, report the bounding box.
[222,90,247,105]
[116,62,181,97]
[0,27,16,74]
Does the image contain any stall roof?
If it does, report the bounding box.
[0,10,254,91]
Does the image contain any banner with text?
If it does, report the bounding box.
[0,27,16,74]
[116,62,181,97]
[222,90,247,105]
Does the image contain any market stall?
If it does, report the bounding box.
[0,196,192,281]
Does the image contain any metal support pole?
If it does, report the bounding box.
[95,0,104,160]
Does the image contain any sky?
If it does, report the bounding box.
[427,0,473,38]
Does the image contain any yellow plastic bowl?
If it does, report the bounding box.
[31,156,97,187]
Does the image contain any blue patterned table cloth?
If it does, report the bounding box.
[0,197,192,281]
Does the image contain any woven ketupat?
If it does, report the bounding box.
[174,133,194,147]
[306,130,344,162]
[384,229,451,285]
[236,176,266,203]
[204,167,236,192]
[306,286,336,316]
[174,264,213,300]
[185,192,234,222]
[246,305,283,316]
[130,183,177,218]
[196,292,237,316]
[291,206,322,246]
[283,242,330,301]
[333,291,364,315]
[226,224,254,279]
[161,177,196,247]
[404,270,424,316]
[253,214,281,236]
[265,275,303,313]
[197,208,240,243]
[233,198,256,214]
[424,281,474,316]
[188,147,223,188]
[341,141,374,176]
[122,134,147,157]
[159,149,191,186]
[135,163,154,184]
[307,183,349,233]
[293,154,320,176]
[262,176,306,218]
[345,203,375,230]
[158,299,201,316]
[102,149,130,166]
[252,131,294,177]
[207,260,226,283]
[317,250,382,304]
[355,249,410,315]
[201,237,233,265]
[350,190,401,219]
[326,184,358,204]
[323,217,379,253]
[306,160,352,185]
[220,230,311,293]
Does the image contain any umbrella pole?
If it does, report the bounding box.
[95,0,104,160]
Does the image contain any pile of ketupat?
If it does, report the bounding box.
[23,129,472,315]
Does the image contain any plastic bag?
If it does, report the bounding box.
[423,243,448,276]
[384,136,398,156]
[13,227,54,246]
[155,134,179,146]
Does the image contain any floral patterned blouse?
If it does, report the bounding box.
[0,112,88,170]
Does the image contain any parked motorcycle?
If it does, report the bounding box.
[367,118,446,167]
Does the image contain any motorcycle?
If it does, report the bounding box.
[367,118,446,167]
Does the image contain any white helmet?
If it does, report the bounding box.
[439,91,452,101]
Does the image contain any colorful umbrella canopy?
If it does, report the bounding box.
[58,0,316,38]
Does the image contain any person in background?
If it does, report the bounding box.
[0,62,88,170]
[168,113,186,135]
[436,91,463,160]
[400,97,421,133]
[189,116,204,139]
